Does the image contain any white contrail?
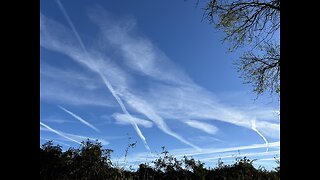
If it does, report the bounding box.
[58,105,100,133]
[175,141,279,158]
[121,141,280,164]
[55,0,87,55]
[200,150,279,162]
[98,73,150,151]
[252,119,269,152]
[41,127,109,145]
[55,0,150,151]
[40,122,81,144]
[122,91,201,151]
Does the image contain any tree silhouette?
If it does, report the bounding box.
[202,0,280,97]
[40,139,280,179]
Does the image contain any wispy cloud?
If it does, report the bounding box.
[58,105,101,133]
[97,76,151,151]
[40,125,109,146]
[40,122,81,144]
[254,120,279,139]
[144,84,280,139]
[168,141,280,158]
[41,4,279,151]
[256,157,279,161]
[112,113,153,128]
[87,7,194,86]
[40,62,101,90]
[122,141,280,164]
[44,0,151,151]
[86,7,279,140]
[120,90,201,151]
[40,79,115,107]
[41,117,74,124]
[200,150,280,162]
[187,136,224,143]
[41,6,197,151]
[41,88,114,107]
[184,120,218,135]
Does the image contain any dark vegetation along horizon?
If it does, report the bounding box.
[40,139,280,180]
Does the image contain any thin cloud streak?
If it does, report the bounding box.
[145,84,280,139]
[40,72,115,107]
[123,141,280,164]
[252,119,269,152]
[40,62,102,90]
[167,141,279,158]
[41,86,114,107]
[41,117,73,124]
[98,73,151,150]
[188,136,224,143]
[40,122,81,144]
[200,150,280,162]
[257,157,280,161]
[113,113,153,128]
[55,0,87,57]
[120,91,201,151]
[40,127,109,146]
[185,120,218,135]
[55,0,150,151]
[58,105,100,133]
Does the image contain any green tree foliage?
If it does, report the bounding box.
[40,140,280,179]
[40,139,120,180]
[202,0,280,97]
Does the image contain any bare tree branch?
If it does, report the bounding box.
[202,0,280,96]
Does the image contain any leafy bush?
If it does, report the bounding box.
[40,140,280,180]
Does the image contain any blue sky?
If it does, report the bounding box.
[40,0,279,170]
